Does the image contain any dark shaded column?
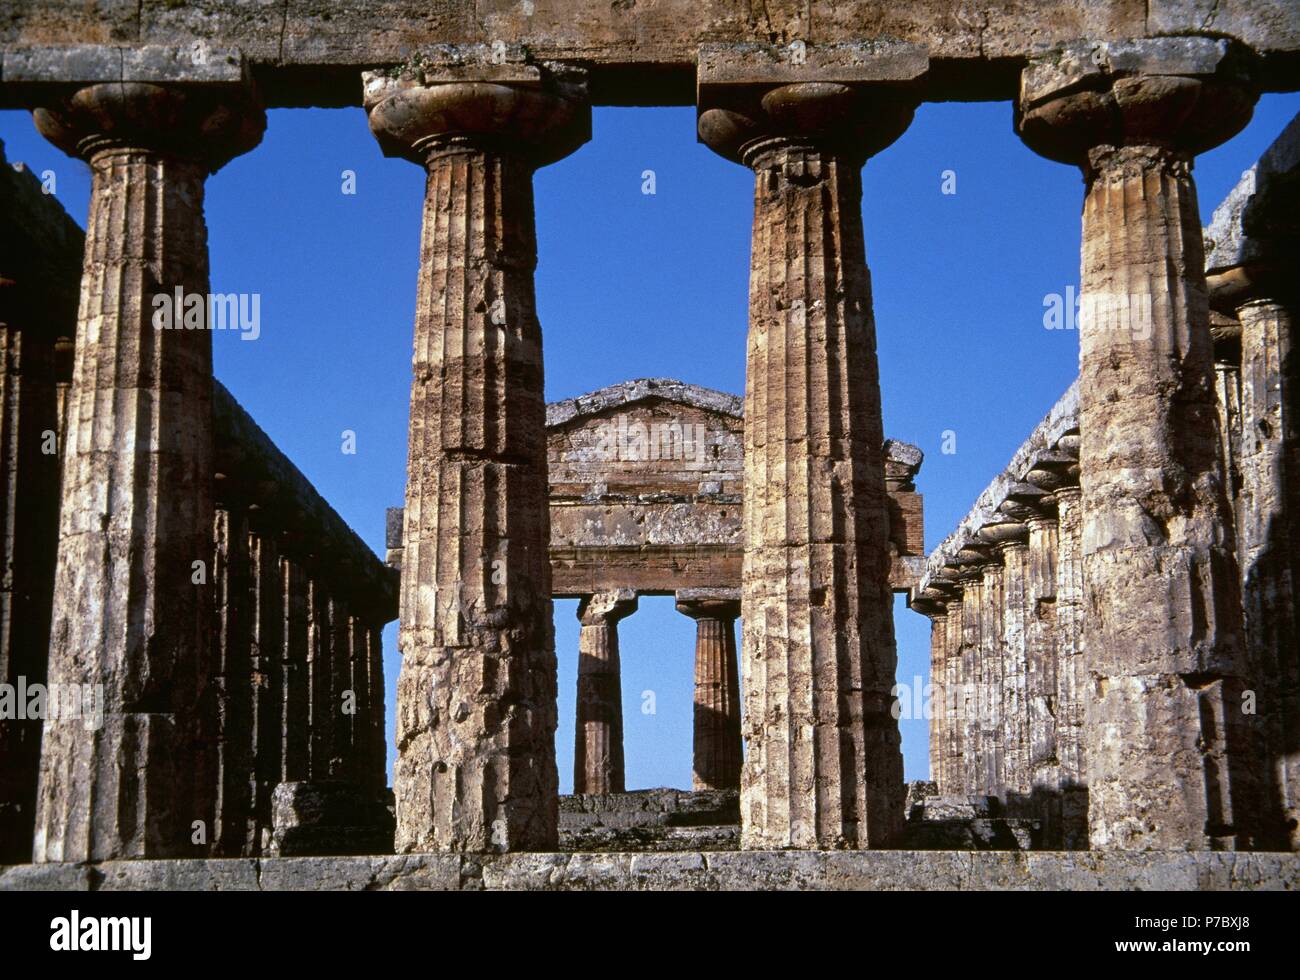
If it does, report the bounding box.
[307,575,333,782]
[367,624,387,792]
[31,82,263,861]
[247,524,284,850]
[676,589,743,792]
[573,590,637,794]
[0,278,61,863]
[366,65,590,852]
[211,500,253,856]
[699,81,914,848]
[278,550,310,786]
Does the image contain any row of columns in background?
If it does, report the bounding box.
[573,589,741,795]
[209,503,388,857]
[346,36,1290,853]
[916,41,1298,851]
[917,448,1089,848]
[9,32,1286,857]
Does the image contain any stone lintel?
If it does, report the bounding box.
[1,44,250,97]
[675,587,741,605]
[697,41,929,100]
[1020,36,1249,110]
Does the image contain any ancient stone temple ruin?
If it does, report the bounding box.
[1,2,1299,890]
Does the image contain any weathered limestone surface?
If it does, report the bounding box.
[700,76,915,849]
[3,7,1300,109]
[265,781,394,858]
[1206,112,1300,851]
[574,590,636,795]
[368,62,590,853]
[676,589,743,792]
[30,81,263,862]
[393,379,927,596]
[2,851,1297,891]
[1019,37,1260,851]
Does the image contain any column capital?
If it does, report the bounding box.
[978,520,1029,557]
[578,588,638,626]
[1016,36,1257,172]
[363,63,590,169]
[697,81,914,168]
[909,585,950,621]
[675,587,741,621]
[33,81,265,172]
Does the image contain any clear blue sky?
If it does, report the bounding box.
[4,92,1296,792]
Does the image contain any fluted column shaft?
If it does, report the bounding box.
[1078,146,1254,849]
[1020,47,1259,849]
[212,504,253,856]
[1231,294,1299,848]
[959,578,984,796]
[29,84,263,861]
[977,564,1005,797]
[928,613,949,792]
[367,73,589,852]
[1025,516,1060,798]
[997,540,1031,799]
[678,595,743,792]
[574,591,637,794]
[943,601,964,795]
[700,83,913,848]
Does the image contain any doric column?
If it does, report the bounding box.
[366,63,590,852]
[1019,38,1260,850]
[699,80,914,849]
[367,624,386,791]
[211,499,254,856]
[1024,514,1060,792]
[277,549,309,787]
[951,552,989,796]
[247,524,284,849]
[30,82,263,861]
[1207,145,1300,848]
[977,560,1005,798]
[573,590,637,794]
[307,575,333,781]
[1012,467,1067,838]
[911,581,956,794]
[943,586,966,795]
[1052,482,1088,847]
[676,589,743,792]
[983,523,1030,801]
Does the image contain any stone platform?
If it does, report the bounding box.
[1,851,1295,891]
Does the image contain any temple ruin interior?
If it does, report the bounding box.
[0,1,1298,892]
